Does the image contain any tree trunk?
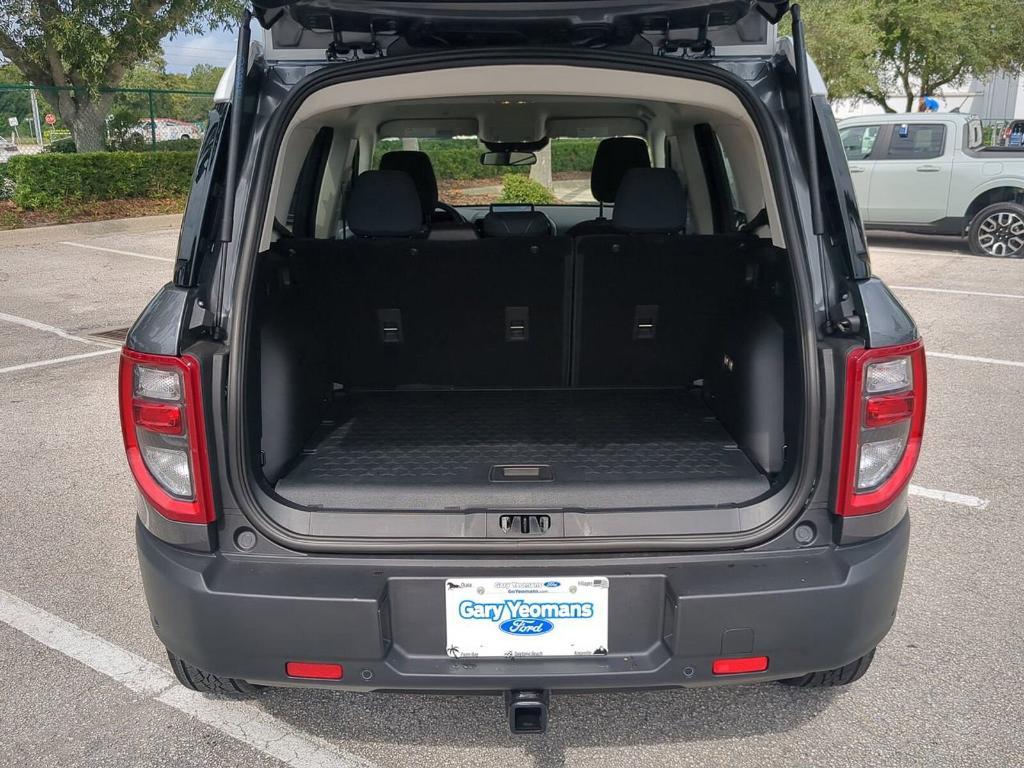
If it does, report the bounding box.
[55,90,115,152]
[531,143,553,190]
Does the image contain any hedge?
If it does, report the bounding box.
[499,174,557,205]
[5,151,198,209]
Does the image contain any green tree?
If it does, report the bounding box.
[0,2,239,151]
[186,63,225,95]
[795,0,1024,112]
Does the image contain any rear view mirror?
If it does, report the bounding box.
[480,150,537,167]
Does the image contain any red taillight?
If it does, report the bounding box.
[712,656,769,675]
[837,340,927,517]
[118,349,214,524]
[286,662,344,680]
[133,401,183,434]
[864,392,915,427]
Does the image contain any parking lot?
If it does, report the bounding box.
[0,219,1022,768]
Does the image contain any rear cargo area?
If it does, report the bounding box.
[275,388,769,509]
[252,220,798,513]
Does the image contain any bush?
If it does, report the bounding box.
[551,139,600,173]
[45,138,78,154]
[0,163,13,201]
[6,151,197,209]
[45,136,201,153]
[499,174,557,205]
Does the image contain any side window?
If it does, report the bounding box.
[885,124,946,160]
[287,127,333,237]
[838,125,880,161]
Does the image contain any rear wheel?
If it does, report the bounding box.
[778,648,876,688]
[167,651,261,696]
[968,202,1024,258]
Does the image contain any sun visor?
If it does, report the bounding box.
[546,117,647,139]
[378,118,479,140]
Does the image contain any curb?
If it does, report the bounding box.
[0,214,183,247]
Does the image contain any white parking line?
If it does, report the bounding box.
[60,241,175,263]
[0,588,375,768]
[909,485,990,510]
[0,310,109,347]
[0,348,120,375]
[892,286,1024,300]
[928,351,1024,368]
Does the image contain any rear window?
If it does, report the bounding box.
[885,124,946,160]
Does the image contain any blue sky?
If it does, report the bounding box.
[161,24,255,74]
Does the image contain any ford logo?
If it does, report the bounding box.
[499,618,554,636]
[543,581,560,588]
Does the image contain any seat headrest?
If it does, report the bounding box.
[480,210,553,238]
[591,137,651,203]
[345,170,424,237]
[612,168,688,234]
[379,150,438,218]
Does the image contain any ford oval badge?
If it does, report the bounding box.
[499,618,554,636]
[543,581,561,588]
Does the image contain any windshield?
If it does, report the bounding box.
[374,136,652,207]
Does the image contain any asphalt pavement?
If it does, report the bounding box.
[0,219,1021,767]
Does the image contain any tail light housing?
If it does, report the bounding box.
[837,340,926,517]
[119,349,214,524]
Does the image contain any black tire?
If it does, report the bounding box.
[167,651,261,696]
[967,202,1024,258]
[778,648,876,688]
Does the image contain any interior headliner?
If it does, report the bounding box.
[262,64,784,247]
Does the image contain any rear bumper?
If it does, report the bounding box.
[136,516,909,691]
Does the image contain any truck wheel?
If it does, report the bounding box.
[778,648,875,688]
[968,202,1024,258]
[167,650,261,696]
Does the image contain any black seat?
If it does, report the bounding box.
[573,167,700,386]
[301,168,571,389]
[345,170,425,238]
[567,137,651,236]
[379,150,477,240]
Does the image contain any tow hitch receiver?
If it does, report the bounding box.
[506,690,549,734]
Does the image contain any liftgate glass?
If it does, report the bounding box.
[444,577,610,658]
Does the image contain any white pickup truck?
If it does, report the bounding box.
[837,113,1024,257]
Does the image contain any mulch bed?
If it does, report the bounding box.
[0,197,186,230]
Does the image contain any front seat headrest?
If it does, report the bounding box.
[379,150,439,220]
[590,137,651,204]
[345,170,424,237]
[612,168,688,234]
[480,210,553,237]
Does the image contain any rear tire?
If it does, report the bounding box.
[778,648,876,688]
[968,202,1024,258]
[167,651,261,696]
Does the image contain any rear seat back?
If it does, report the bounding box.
[280,170,570,389]
[572,167,749,386]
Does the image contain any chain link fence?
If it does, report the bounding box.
[0,83,215,155]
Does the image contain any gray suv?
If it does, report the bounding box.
[120,1,924,733]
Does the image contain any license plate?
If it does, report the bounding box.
[444,577,609,659]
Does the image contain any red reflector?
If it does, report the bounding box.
[133,401,183,434]
[865,393,915,427]
[712,656,769,675]
[285,662,343,680]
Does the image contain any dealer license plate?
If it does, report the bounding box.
[444,577,609,659]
